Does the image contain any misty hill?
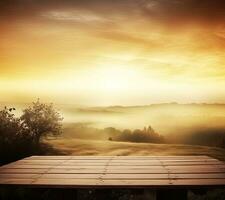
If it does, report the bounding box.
[60,103,225,134]
[2,101,225,140]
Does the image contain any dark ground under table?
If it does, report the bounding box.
[0,156,225,200]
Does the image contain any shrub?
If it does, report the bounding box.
[0,100,63,165]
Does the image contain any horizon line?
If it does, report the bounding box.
[1,101,225,108]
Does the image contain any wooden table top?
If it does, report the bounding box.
[0,156,225,188]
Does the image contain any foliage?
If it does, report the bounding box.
[0,107,31,164]
[0,100,63,165]
[62,123,164,144]
[21,100,63,148]
[106,126,164,143]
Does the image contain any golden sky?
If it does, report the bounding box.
[0,0,225,106]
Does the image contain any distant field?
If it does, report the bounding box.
[3,102,225,160]
[5,103,225,135]
[61,104,225,136]
[46,138,225,161]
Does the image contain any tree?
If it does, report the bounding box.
[0,100,63,164]
[20,100,63,148]
[0,107,30,147]
[0,107,31,164]
[0,107,19,147]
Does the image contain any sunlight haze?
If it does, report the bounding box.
[1,0,225,106]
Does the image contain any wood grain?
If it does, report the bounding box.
[0,156,224,188]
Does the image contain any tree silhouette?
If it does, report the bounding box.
[0,100,63,164]
[112,126,164,143]
[21,100,63,148]
[0,107,31,164]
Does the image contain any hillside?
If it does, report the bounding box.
[46,138,225,161]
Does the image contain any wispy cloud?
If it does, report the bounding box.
[0,0,225,104]
[42,10,109,23]
[138,0,225,27]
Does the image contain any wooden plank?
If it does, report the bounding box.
[4,172,223,180]
[97,179,172,186]
[106,168,225,173]
[97,179,225,186]
[39,174,170,179]
[26,156,113,160]
[110,159,218,162]
[32,179,100,186]
[0,168,49,174]
[0,178,34,185]
[21,159,221,162]
[170,179,225,186]
[49,169,168,174]
[4,164,224,169]
[45,168,225,174]
[31,173,225,180]
[165,164,225,168]
[24,158,218,162]
[32,179,171,187]
[105,166,225,169]
[1,165,108,169]
[102,173,225,179]
[160,161,223,165]
[24,157,215,160]
[41,174,100,179]
[0,156,224,188]
[1,178,224,188]
[48,169,105,174]
[26,156,212,160]
[15,161,223,166]
[0,174,40,179]
[2,167,225,174]
[167,169,225,173]
[9,165,214,170]
[171,173,225,179]
[2,168,225,174]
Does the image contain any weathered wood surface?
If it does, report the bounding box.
[0,156,224,188]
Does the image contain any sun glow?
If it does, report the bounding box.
[1,0,225,105]
[93,66,137,92]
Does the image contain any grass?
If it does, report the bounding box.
[46,138,225,161]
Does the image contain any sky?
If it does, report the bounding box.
[0,0,225,106]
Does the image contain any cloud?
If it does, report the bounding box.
[96,30,159,47]
[1,1,224,73]
[0,0,135,21]
[1,0,224,29]
[138,0,225,28]
[42,10,109,23]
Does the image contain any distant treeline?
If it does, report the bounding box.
[105,126,164,143]
[62,123,225,148]
[62,123,164,143]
